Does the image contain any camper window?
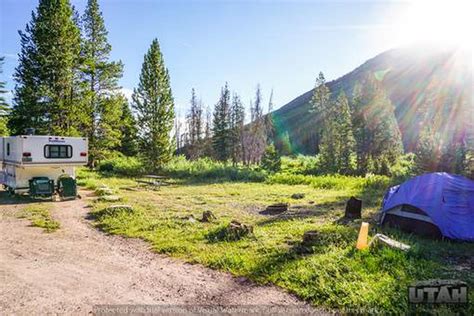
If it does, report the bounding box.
[7,143,10,156]
[44,145,73,159]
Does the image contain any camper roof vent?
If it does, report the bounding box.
[24,128,35,135]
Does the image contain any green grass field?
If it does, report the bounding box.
[78,169,473,313]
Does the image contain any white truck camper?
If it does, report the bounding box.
[1,134,88,199]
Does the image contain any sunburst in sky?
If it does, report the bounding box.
[387,0,473,51]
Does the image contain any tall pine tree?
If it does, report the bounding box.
[186,88,204,159]
[310,72,337,173]
[334,91,355,174]
[0,57,9,136]
[117,100,138,156]
[352,74,403,175]
[265,89,275,142]
[230,93,245,164]
[132,39,175,170]
[351,83,371,175]
[0,57,8,110]
[318,92,356,175]
[80,0,124,165]
[10,0,82,136]
[201,105,214,157]
[310,72,331,154]
[212,83,231,161]
[245,84,266,164]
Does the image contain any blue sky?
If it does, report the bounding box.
[0,0,410,117]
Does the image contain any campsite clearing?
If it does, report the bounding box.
[79,170,473,313]
[0,190,312,314]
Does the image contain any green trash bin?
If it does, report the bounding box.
[57,176,77,199]
[29,177,55,198]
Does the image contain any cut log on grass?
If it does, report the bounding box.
[345,196,362,219]
[261,203,289,215]
[201,211,216,222]
[369,233,411,251]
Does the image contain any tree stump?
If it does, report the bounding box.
[201,211,216,222]
[291,193,305,199]
[226,220,253,240]
[345,196,362,219]
[302,230,321,246]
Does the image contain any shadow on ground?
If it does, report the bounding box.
[0,190,38,206]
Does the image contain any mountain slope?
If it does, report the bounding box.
[271,45,472,154]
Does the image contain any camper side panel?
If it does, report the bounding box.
[2,137,23,164]
[10,165,76,191]
[21,136,88,165]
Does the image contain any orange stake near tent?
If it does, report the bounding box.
[356,222,369,250]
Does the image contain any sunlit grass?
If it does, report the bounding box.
[82,170,473,313]
[19,204,60,233]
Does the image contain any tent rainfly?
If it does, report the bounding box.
[380,172,474,241]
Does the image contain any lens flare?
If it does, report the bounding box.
[394,0,473,51]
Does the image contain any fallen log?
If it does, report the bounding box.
[369,233,411,251]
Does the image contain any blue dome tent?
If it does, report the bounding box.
[381,173,474,241]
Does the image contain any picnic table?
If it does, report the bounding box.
[135,175,170,190]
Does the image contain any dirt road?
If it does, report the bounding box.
[0,192,315,314]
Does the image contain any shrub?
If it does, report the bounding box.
[97,155,144,176]
[162,156,267,182]
[280,155,320,175]
[267,172,390,194]
[390,153,416,182]
[260,144,281,173]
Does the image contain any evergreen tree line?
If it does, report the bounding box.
[413,86,472,177]
[178,70,473,177]
[309,71,403,175]
[309,71,472,177]
[1,0,471,177]
[3,0,174,170]
[180,84,275,166]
